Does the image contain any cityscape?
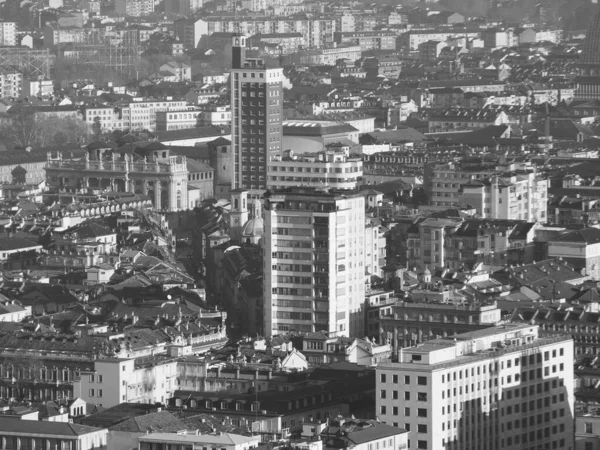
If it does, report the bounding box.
[1,0,600,449]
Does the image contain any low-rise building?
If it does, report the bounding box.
[139,432,261,450]
[0,65,22,99]
[0,418,108,450]
[548,228,600,280]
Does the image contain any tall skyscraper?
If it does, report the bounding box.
[576,5,600,100]
[377,324,575,450]
[263,188,366,337]
[230,35,283,197]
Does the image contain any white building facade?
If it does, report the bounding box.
[264,188,366,337]
[376,324,574,450]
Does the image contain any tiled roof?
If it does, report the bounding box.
[0,418,102,436]
[109,410,187,432]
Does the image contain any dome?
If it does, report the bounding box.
[423,265,431,275]
[242,216,263,238]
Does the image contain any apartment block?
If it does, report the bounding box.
[0,22,17,46]
[377,324,574,450]
[459,172,548,222]
[0,66,22,99]
[267,148,363,190]
[230,35,283,195]
[115,0,154,16]
[334,31,397,51]
[126,98,188,131]
[264,188,366,337]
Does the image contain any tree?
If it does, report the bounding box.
[0,113,90,149]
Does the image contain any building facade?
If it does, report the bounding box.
[377,324,575,450]
[267,148,363,190]
[230,35,283,196]
[45,142,189,212]
[264,188,366,337]
[0,22,17,46]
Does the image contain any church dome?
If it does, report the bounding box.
[242,216,263,239]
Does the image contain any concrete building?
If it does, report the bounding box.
[115,0,154,16]
[380,298,502,355]
[377,324,575,450]
[548,228,600,280]
[0,22,17,46]
[576,412,600,450]
[230,35,283,196]
[74,357,178,408]
[458,172,548,222]
[126,99,189,132]
[334,31,397,51]
[267,148,362,190]
[264,188,366,337]
[0,65,22,99]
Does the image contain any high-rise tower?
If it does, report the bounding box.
[230,35,283,197]
[263,188,366,337]
[576,5,600,100]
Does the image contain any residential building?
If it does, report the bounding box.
[334,31,397,51]
[297,45,362,66]
[380,297,502,355]
[427,108,509,133]
[74,357,178,408]
[458,172,548,222]
[576,412,600,450]
[263,188,366,337]
[301,332,391,367]
[83,106,127,131]
[376,324,575,450]
[139,432,260,450]
[0,22,17,46]
[320,417,408,450]
[22,78,53,98]
[126,99,189,132]
[230,35,283,196]
[419,41,446,60]
[267,148,363,190]
[155,108,202,131]
[482,28,517,48]
[0,419,107,450]
[548,228,600,280]
[398,30,480,51]
[0,66,22,98]
[115,0,154,16]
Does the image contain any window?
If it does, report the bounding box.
[586,423,593,434]
[418,392,428,402]
[98,389,103,397]
[380,374,387,383]
[98,375,103,383]
[418,376,427,386]
[418,424,427,433]
[404,376,410,384]
[418,409,427,418]
[89,389,95,397]
[380,406,386,415]
[393,375,398,384]
[417,441,427,449]
[404,407,410,416]
[404,392,410,400]
[381,390,387,399]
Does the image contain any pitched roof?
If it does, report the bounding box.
[108,411,187,432]
[0,237,40,251]
[554,228,600,245]
[0,418,103,436]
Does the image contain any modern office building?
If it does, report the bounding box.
[263,188,366,337]
[230,35,283,197]
[376,324,574,450]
